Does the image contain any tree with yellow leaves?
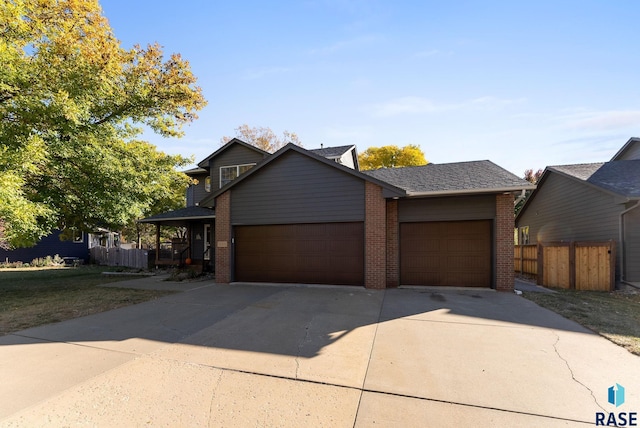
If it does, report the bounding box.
[0,0,206,247]
[358,145,428,170]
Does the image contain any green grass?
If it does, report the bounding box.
[523,288,640,356]
[0,266,175,335]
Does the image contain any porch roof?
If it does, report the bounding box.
[138,206,215,226]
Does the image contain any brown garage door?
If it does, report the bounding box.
[234,223,364,285]
[400,220,491,287]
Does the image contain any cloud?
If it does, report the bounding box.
[370,95,526,117]
[309,34,381,55]
[561,110,640,131]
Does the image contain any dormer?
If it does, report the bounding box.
[309,145,360,170]
[185,138,269,206]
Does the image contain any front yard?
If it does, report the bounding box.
[523,287,640,356]
[0,267,175,336]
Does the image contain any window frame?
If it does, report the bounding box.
[219,163,256,188]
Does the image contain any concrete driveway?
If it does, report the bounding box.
[0,279,638,427]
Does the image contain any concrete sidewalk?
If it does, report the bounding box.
[1,281,638,427]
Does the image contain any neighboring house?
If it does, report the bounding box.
[141,138,533,290]
[0,228,117,264]
[516,137,640,283]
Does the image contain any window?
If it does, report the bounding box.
[519,226,530,245]
[205,176,211,192]
[219,163,255,188]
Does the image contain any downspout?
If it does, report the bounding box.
[619,200,640,283]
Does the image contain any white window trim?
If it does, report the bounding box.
[219,163,256,188]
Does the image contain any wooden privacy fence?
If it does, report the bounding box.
[90,246,149,270]
[514,244,538,276]
[515,241,615,291]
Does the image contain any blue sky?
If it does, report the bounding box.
[100,0,640,176]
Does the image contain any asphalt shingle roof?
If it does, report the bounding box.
[309,145,354,158]
[550,160,640,198]
[139,206,215,223]
[363,160,532,195]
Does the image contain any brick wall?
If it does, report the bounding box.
[386,199,399,287]
[495,193,515,291]
[215,191,231,284]
[365,182,386,289]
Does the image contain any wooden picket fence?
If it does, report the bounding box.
[515,241,615,291]
[90,246,149,270]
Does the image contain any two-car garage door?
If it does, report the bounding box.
[400,220,492,287]
[234,220,491,287]
[234,223,364,285]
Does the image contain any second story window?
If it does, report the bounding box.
[205,176,211,192]
[220,163,255,188]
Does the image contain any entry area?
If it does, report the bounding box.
[400,220,492,287]
[234,222,364,285]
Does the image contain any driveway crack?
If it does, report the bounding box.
[207,370,223,427]
[295,318,313,379]
[552,331,606,412]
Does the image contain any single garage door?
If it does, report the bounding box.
[234,222,364,285]
[400,220,491,287]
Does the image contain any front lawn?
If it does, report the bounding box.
[0,266,175,335]
[523,288,640,356]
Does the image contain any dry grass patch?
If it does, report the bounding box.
[523,288,640,356]
[0,266,175,335]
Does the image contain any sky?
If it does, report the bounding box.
[100,0,640,176]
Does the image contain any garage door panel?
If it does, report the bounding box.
[400,220,491,287]
[235,223,364,285]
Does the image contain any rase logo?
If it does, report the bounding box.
[609,384,626,407]
[596,383,637,427]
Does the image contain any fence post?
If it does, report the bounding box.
[609,240,616,291]
[537,243,544,286]
[569,241,576,290]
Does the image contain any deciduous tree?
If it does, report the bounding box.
[0,0,206,247]
[358,145,428,170]
[221,124,302,152]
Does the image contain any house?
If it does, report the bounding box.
[141,138,533,290]
[0,228,117,264]
[516,137,640,283]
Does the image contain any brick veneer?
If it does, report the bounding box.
[386,199,399,287]
[215,191,231,284]
[365,182,386,289]
[495,193,515,291]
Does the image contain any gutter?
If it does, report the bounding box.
[619,200,640,283]
[138,215,216,223]
[406,186,535,197]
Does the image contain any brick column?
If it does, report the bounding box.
[386,199,399,287]
[215,191,231,284]
[365,182,386,289]
[495,193,514,292]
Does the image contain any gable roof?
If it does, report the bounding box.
[199,143,406,207]
[611,137,640,161]
[363,160,534,196]
[196,138,270,168]
[549,160,640,198]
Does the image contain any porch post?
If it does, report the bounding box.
[155,224,160,264]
